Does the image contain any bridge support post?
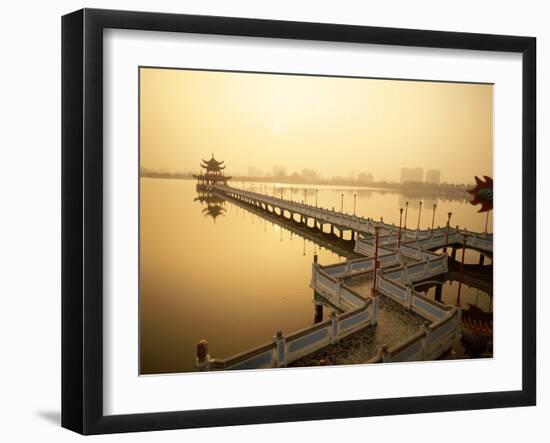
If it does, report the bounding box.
[451,247,457,260]
[479,254,485,265]
[314,303,323,323]
[435,284,443,302]
[273,331,286,368]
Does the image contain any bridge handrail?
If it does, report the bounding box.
[203,298,375,370]
[216,185,492,243]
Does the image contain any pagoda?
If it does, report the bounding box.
[193,154,231,188]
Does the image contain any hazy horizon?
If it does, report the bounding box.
[140,165,477,186]
[140,68,493,184]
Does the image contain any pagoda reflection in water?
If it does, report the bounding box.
[194,191,227,222]
[193,154,231,222]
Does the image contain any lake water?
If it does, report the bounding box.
[140,178,492,374]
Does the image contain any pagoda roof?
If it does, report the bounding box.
[201,154,225,170]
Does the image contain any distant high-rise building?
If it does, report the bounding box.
[412,167,423,182]
[357,172,373,184]
[425,169,441,184]
[400,167,424,183]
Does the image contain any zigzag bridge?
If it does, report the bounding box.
[195,184,493,371]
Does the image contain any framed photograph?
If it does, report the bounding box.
[61,8,536,434]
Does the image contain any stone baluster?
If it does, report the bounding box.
[196,340,211,371]
[273,330,286,368]
[406,285,413,309]
[380,344,390,363]
[330,312,339,344]
[336,281,342,306]
[421,321,432,360]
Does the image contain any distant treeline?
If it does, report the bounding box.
[140,169,192,180]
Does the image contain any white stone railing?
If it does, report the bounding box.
[320,252,400,280]
[206,298,377,371]
[355,230,492,257]
[315,232,459,364]
[370,309,461,363]
[367,252,460,361]
[214,185,494,251]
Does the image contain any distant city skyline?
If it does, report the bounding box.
[141,163,474,188]
[140,68,493,184]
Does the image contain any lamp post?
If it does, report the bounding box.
[304,188,307,205]
[484,211,490,233]
[404,201,409,230]
[444,212,453,253]
[417,201,423,230]
[431,203,437,233]
[290,186,293,202]
[398,208,404,248]
[372,225,380,296]
[353,193,357,216]
[315,189,318,207]
[340,193,344,212]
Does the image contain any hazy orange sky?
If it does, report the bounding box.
[140,68,493,184]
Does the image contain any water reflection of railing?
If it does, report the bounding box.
[223,190,359,259]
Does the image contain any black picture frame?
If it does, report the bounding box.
[62,8,536,435]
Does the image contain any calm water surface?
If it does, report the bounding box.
[140,178,492,374]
